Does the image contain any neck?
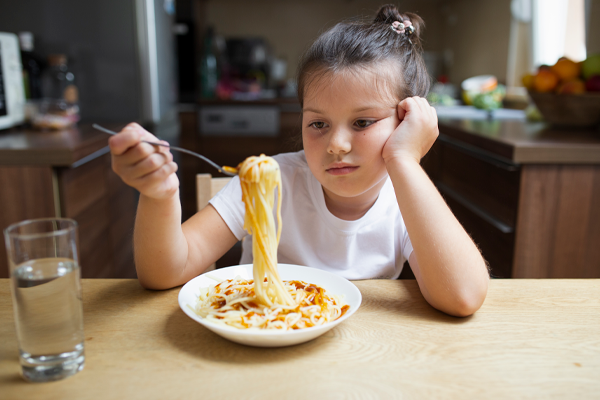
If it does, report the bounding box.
[322,179,387,221]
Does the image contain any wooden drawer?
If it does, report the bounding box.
[444,194,515,278]
[422,135,521,277]
[57,153,136,278]
[59,155,108,218]
[424,135,521,229]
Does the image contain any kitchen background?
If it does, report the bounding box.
[1,0,599,279]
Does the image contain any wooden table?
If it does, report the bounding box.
[1,279,599,399]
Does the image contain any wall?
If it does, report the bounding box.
[589,0,600,54]
[205,0,445,80]
[439,0,512,84]
[0,0,141,122]
[204,0,516,86]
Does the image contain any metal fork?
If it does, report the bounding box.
[93,124,238,176]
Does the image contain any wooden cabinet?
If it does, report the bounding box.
[0,125,137,279]
[423,120,600,279]
[422,136,520,278]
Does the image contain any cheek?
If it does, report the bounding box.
[356,126,392,154]
[302,130,323,166]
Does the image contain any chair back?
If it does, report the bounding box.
[196,174,232,211]
[196,174,233,272]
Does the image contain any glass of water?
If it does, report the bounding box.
[4,218,85,382]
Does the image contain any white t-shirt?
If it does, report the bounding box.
[209,151,414,280]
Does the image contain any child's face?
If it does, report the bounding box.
[302,70,399,203]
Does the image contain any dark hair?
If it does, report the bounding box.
[296,4,430,107]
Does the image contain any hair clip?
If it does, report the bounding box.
[391,20,415,44]
[390,21,405,33]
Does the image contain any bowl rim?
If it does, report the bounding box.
[178,263,362,336]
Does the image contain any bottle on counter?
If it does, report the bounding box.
[199,27,218,99]
[18,32,43,100]
[43,54,78,104]
[36,54,79,130]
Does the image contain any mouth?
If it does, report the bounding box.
[326,163,359,176]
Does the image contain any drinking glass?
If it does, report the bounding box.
[4,218,85,382]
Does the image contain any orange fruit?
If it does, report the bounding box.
[538,64,552,72]
[551,58,581,81]
[556,79,585,94]
[533,70,559,92]
[522,74,535,89]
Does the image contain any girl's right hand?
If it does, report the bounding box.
[109,123,179,200]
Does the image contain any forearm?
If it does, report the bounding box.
[133,191,188,289]
[386,157,488,316]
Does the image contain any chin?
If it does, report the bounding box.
[321,175,376,198]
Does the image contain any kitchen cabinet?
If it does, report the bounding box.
[0,125,137,279]
[423,119,600,278]
[179,99,302,221]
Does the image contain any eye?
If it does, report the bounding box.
[355,120,375,128]
[309,121,326,129]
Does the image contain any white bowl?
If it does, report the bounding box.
[178,264,362,347]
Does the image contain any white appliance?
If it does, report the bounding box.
[0,32,25,130]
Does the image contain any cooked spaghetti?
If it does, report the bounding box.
[195,277,350,330]
[195,154,349,330]
[238,155,292,307]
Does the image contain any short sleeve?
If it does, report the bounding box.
[208,176,248,241]
[401,230,414,262]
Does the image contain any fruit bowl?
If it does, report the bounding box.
[527,91,600,127]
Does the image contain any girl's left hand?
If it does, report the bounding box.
[382,96,438,165]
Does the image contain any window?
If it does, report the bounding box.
[506,0,588,87]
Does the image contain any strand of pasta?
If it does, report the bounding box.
[238,155,294,307]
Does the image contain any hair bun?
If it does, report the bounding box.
[373,4,424,42]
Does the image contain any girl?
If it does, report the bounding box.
[109,5,489,317]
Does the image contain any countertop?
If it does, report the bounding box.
[0,123,123,167]
[1,278,599,399]
[438,117,600,164]
[2,117,600,167]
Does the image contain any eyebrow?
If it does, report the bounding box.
[303,105,395,113]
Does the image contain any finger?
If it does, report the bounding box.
[135,162,178,191]
[115,139,164,169]
[397,102,407,121]
[125,152,171,180]
[109,124,144,156]
[430,105,438,125]
[415,96,430,114]
[156,140,173,156]
[399,97,418,116]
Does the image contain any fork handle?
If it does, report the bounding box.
[92,124,237,176]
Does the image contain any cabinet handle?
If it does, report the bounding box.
[435,181,514,234]
[438,134,519,171]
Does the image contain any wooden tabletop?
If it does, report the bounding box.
[0,123,125,166]
[1,279,599,399]
[438,118,600,164]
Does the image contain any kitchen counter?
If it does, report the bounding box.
[1,278,598,399]
[0,124,136,279]
[438,117,600,164]
[424,117,600,279]
[0,123,124,166]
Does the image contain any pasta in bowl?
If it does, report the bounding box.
[178,264,362,347]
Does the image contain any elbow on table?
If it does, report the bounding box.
[137,276,173,291]
[136,268,183,290]
[446,280,489,318]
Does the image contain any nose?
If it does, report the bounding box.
[327,127,352,155]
